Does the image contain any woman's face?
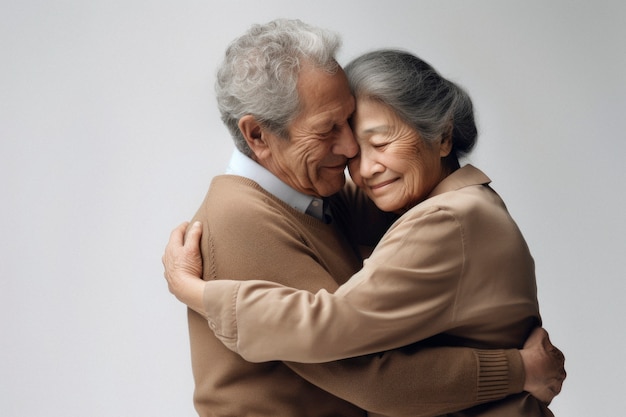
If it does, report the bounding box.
[348,99,452,213]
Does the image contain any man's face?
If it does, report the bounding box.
[262,64,358,197]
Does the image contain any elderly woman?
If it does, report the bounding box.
[164,50,564,416]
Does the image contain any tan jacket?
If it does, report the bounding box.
[202,166,550,416]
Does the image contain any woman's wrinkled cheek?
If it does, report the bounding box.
[404,161,430,202]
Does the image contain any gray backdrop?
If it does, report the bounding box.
[2,0,624,416]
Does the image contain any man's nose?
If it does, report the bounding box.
[334,124,359,158]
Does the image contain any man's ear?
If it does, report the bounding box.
[238,115,271,160]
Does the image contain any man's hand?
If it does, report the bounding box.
[520,327,566,404]
[162,221,206,316]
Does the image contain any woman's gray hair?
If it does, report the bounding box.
[345,49,477,159]
[216,19,341,156]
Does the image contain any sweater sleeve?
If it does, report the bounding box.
[287,347,525,417]
[202,283,527,416]
[203,206,465,362]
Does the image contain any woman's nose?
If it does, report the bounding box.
[359,150,384,177]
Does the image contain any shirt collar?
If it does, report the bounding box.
[226,149,325,220]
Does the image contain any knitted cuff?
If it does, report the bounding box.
[474,349,524,402]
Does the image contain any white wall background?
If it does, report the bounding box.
[1,1,624,415]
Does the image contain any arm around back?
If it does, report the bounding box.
[288,345,525,417]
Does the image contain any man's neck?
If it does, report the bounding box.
[226,149,326,221]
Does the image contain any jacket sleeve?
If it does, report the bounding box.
[203,206,465,362]
[201,284,526,416]
[286,346,525,417]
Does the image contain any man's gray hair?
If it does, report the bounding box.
[216,19,342,156]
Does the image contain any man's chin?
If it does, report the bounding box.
[317,174,346,197]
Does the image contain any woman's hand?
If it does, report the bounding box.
[162,221,207,316]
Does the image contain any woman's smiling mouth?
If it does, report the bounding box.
[368,178,398,190]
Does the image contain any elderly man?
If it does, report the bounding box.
[169,19,564,417]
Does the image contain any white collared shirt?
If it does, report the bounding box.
[226,149,326,221]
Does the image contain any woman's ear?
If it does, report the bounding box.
[238,115,270,160]
[439,124,453,157]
